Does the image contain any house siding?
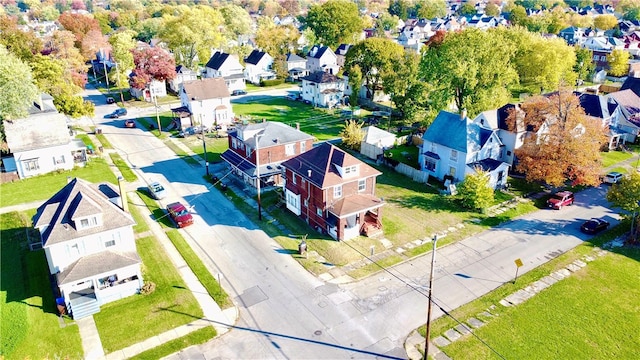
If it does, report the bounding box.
[14,144,75,179]
[180,89,234,129]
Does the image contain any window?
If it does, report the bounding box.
[431,143,437,152]
[79,217,97,229]
[507,151,512,156]
[285,190,301,215]
[292,174,297,184]
[285,143,296,156]
[304,199,308,207]
[450,150,458,161]
[232,138,237,149]
[425,158,436,171]
[105,240,116,248]
[358,179,366,192]
[334,185,342,198]
[449,166,456,178]
[316,207,323,216]
[344,165,357,175]
[24,159,39,172]
[300,141,306,153]
[54,155,65,164]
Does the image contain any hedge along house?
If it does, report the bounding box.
[33,178,142,319]
[281,142,384,241]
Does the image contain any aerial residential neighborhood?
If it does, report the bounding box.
[1,0,640,359]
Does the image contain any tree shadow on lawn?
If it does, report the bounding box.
[384,194,472,214]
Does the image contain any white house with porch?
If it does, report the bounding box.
[300,71,345,108]
[204,51,246,92]
[33,178,142,319]
[179,77,234,130]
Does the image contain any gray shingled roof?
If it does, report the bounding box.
[301,71,341,84]
[286,53,306,62]
[236,122,314,149]
[34,178,135,246]
[423,111,468,152]
[4,110,70,152]
[182,78,230,100]
[56,250,141,285]
[245,50,268,65]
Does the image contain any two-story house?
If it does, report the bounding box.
[335,44,351,68]
[244,50,275,85]
[178,78,234,130]
[574,91,625,149]
[419,110,510,189]
[286,53,308,80]
[281,142,384,241]
[204,51,246,92]
[300,71,345,108]
[306,45,339,75]
[559,26,585,45]
[608,89,640,142]
[33,178,142,319]
[220,122,315,189]
[169,65,198,93]
[2,95,86,179]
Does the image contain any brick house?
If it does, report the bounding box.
[281,142,384,241]
[220,122,315,189]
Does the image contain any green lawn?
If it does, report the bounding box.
[129,326,216,360]
[601,150,634,168]
[1,211,83,359]
[232,98,345,141]
[109,153,138,182]
[0,158,118,207]
[441,247,640,359]
[94,235,203,353]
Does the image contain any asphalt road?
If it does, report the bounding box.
[81,85,620,359]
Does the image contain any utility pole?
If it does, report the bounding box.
[424,235,438,360]
[103,61,110,93]
[255,132,263,221]
[200,114,209,177]
[114,61,125,104]
[153,89,161,136]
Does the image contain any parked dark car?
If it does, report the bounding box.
[105,108,127,119]
[166,202,193,228]
[580,218,609,234]
[124,119,136,128]
[106,97,115,104]
[231,89,247,96]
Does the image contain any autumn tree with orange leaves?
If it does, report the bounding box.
[507,90,608,187]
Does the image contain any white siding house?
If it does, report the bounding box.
[180,78,234,130]
[204,51,246,92]
[300,71,345,108]
[244,50,275,85]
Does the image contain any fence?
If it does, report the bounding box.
[394,162,429,183]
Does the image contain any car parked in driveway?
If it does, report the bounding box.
[147,181,166,200]
[105,108,127,119]
[106,97,115,104]
[124,119,136,128]
[166,202,193,228]
[179,126,209,137]
[231,89,247,96]
[547,191,574,209]
[603,172,623,184]
[580,218,609,234]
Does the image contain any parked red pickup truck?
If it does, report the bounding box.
[547,191,575,210]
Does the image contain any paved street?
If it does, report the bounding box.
[76,85,619,359]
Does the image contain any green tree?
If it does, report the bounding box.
[508,5,528,28]
[0,45,38,122]
[0,15,43,63]
[594,14,618,30]
[305,0,364,48]
[344,38,404,100]
[388,0,412,20]
[348,64,362,107]
[340,119,365,151]
[457,170,494,212]
[607,49,630,77]
[507,90,607,187]
[109,30,136,102]
[220,4,252,39]
[159,6,225,69]
[415,0,447,19]
[382,51,430,123]
[254,18,299,58]
[574,46,595,81]
[420,28,518,117]
[485,3,501,17]
[458,2,477,16]
[606,172,640,243]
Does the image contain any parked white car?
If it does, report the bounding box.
[603,172,623,184]
[148,181,167,199]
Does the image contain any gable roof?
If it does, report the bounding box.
[57,250,141,285]
[336,44,351,55]
[33,178,135,246]
[245,50,269,65]
[308,45,333,59]
[235,121,315,149]
[205,51,241,70]
[3,105,70,152]
[423,111,468,152]
[609,89,640,114]
[363,126,396,144]
[301,71,341,84]
[286,53,306,62]
[621,76,640,97]
[182,78,230,100]
[281,142,381,189]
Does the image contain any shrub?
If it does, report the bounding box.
[260,79,285,87]
[140,281,156,295]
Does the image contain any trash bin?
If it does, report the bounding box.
[98,146,104,153]
[96,128,102,134]
[298,240,307,255]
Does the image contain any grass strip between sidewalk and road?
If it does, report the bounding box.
[162,139,202,166]
[129,326,216,360]
[108,153,138,182]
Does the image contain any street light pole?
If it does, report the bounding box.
[255,132,262,221]
[423,235,438,360]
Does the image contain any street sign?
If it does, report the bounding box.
[515,258,523,267]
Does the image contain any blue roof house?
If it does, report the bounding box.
[419,110,510,189]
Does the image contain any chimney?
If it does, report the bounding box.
[460,109,467,120]
[296,122,300,130]
[308,170,312,178]
[117,176,129,213]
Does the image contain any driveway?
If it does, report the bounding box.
[82,84,620,359]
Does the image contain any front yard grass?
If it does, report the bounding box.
[179,134,228,164]
[601,149,633,168]
[1,211,83,360]
[0,157,118,207]
[129,326,216,360]
[94,235,203,353]
[433,224,640,360]
[109,153,138,182]
[233,98,345,141]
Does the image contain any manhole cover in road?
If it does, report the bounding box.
[314,330,322,336]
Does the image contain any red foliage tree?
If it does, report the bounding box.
[129,47,176,90]
[58,12,101,48]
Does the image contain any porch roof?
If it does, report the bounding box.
[329,194,384,218]
[467,158,508,172]
[57,250,141,285]
[220,149,283,178]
